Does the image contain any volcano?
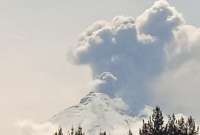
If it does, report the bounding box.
[50,92,153,135]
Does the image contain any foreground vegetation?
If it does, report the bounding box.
[53,107,199,135]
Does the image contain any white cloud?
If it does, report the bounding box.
[17,120,58,135]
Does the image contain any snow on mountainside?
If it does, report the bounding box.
[50,92,152,135]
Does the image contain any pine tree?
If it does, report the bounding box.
[75,126,84,135]
[99,131,106,135]
[177,117,187,135]
[69,127,74,135]
[139,120,152,135]
[186,116,199,135]
[58,128,64,135]
[128,129,133,135]
[54,128,64,135]
[152,107,164,135]
[165,114,177,135]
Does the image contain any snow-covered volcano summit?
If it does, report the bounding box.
[50,92,152,135]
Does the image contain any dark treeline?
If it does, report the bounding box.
[139,107,199,135]
[53,107,199,135]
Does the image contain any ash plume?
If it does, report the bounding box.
[71,0,200,116]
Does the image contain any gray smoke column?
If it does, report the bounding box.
[71,0,200,115]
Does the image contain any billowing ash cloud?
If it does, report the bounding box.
[71,0,200,116]
[137,0,183,42]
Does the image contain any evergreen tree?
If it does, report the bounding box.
[69,127,74,135]
[58,128,64,135]
[128,129,133,135]
[139,120,152,135]
[186,116,199,135]
[99,131,106,135]
[75,126,84,135]
[54,128,64,135]
[165,114,177,135]
[152,107,164,135]
[177,117,187,135]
